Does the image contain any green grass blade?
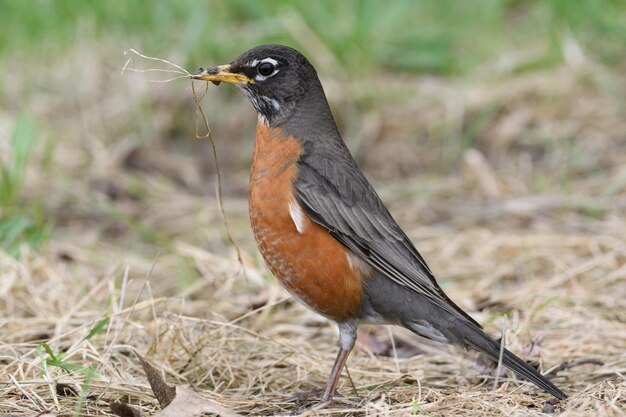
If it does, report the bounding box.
[39,342,58,361]
[83,316,111,342]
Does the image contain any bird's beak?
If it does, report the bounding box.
[191,65,254,86]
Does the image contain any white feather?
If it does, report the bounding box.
[257,113,269,126]
[288,199,307,234]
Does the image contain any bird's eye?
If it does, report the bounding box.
[257,62,275,77]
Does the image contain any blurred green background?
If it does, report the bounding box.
[0,0,625,257]
[2,0,625,72]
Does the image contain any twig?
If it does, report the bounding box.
[545,358,604,377]
[492,330,506,391]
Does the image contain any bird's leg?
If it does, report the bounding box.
[284,323,357,403]
[320,322,357,401]
[321,346,351,401]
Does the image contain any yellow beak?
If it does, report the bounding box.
[191,65,254,85]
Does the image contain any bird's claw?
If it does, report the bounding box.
[283,386,342,403]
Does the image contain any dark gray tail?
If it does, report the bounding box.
[366,271,567,399]
[460,321,567,400]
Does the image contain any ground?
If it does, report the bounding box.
[1,2,625,416]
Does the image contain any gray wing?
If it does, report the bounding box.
[294,154,481,327]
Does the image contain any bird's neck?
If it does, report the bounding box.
[274,81,341,149]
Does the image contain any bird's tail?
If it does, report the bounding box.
[458,320,567,400]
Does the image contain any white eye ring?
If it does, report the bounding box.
[254,58,280,81]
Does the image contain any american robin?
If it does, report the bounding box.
[192,45,566,401]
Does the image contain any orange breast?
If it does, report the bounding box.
[249,123,363,321]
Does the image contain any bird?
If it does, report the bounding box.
[191,45,567,402]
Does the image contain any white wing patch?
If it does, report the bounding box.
[345,251,359,270]
[288,198,308,234]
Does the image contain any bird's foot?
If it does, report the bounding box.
[283,386,342,403]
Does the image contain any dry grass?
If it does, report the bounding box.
[1,42,625,416]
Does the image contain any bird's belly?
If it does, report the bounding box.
[250,204,363,321]
[248,124,363,321]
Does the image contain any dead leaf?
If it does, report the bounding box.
[135,352,176,408]
[154,386,241,417]
[114,352,241,417]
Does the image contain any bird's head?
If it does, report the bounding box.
[192,45,319,126]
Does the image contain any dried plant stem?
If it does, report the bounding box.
[122,48,191,78]
[493,330,506,392]
[191,81,249,282]
[121,48,249,283]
